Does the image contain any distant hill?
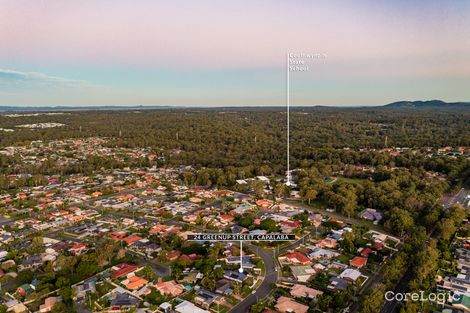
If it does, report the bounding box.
[384,100,470,109]
[1,100,470,112]
[0,105,175,112]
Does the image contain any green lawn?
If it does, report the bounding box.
[334,177,369,185]
[336,254,350,264]
[356,275,367,287]
[304,199,328,210]
[226,296,240,306]
[211,303,230,313]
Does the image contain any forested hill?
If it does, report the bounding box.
[383,100,470,109]
[1,100,470,112]
[1,107,469,172]
[0,105,175,112]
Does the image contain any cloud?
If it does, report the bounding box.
[0,68,87,87]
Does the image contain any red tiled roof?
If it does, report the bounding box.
[350,256,367,268]
[286,252,310,264]
[374,242,384,250]
[70,243,86,250]
[126,276,148,290]
[167,250,181,260]
[122,235,142,245]
[256,199,273,207]
[281,221,302,228]
[219,215,234,221]
[111,263,138,279]
[361,247,372,257]
[188,253,198,261]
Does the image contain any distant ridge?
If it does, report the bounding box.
[384,100,470,109]
[0,105,175,113]
[1,100,470,112]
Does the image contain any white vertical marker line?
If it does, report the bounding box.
[239,240,244,273]
[286,53,291,186]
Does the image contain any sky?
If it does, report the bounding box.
[0,0,469,107]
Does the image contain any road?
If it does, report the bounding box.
[441,187,470,208]
[284,200,393,236]
[126,251,170,276]
[228,243,278,313]
[380,185,467,313]
[37,187,396,312]
[227,199,398,312]
[0,217,13,226]
[228,224,324,312]
[379,266,413,313]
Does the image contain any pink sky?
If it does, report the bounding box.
[1,0,469,106]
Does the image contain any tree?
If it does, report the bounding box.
[17,269,33,284]
[232,282,241,295]
[274,183,290,198]
[58,286,73,304]
[303,188,318,205]
[360,285,385,313]
[55,277,70,289]
[410,240,439,290]
[259,218,278,232]
[142,265,156,281]
[337,185,357,217]
[96,239,116,266]
[309,272,330,291]
[28,236,44,254]
[339,231,356,254]
[387,207,414,236]
[250,300,266,313]
[331,290,349,310]
[324,184,357,217]
[213,267,224,279]
[201,276,216,291]
[238,216,254,228]
[56,255,78,275]
[382,253,408,286]
[258,165,272,176]
[250,180,265,198]
[317,294,333,312]
[145,287,166,305]
[51,302,67,313]
[437,218,456,241]
[449,204,466,225]
[76,254,100,278]
[399,300,420,313]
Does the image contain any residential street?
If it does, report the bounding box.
[228,243,277,313]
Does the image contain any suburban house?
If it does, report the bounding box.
[223,270,247,283]
[289,265,316,282]
[39,297,61,313]
[194,288,220,309]
[290,284,323,299]
[359,208,383,222]
[274,296,309,313]
[174,300,210,313]
[69,242,87,255]
[155,280,185,297]
[280,252,311,265]
[74,281,97,299]
[339,268,362,282]
[111,263,139,279]
[350,256,368,269]
[123,275,149,290]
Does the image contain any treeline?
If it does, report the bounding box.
[1,108,470,171]
[360,204,466,313]
[296,166,449,234]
